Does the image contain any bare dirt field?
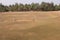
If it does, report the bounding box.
[0,11,60,40]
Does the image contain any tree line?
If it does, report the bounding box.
[0,2,60,12]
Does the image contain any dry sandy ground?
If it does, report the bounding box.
[0,11,60,40]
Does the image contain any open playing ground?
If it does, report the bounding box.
[0,11,60,40]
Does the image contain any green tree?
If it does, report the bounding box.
[0,3,8,12]
[31,3,40,11]
[40,2,54,11]
[18,4,24,11]
[55,5,60,11]
[24,4,31,11]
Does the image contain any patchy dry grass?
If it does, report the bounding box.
[0,11,60,40]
